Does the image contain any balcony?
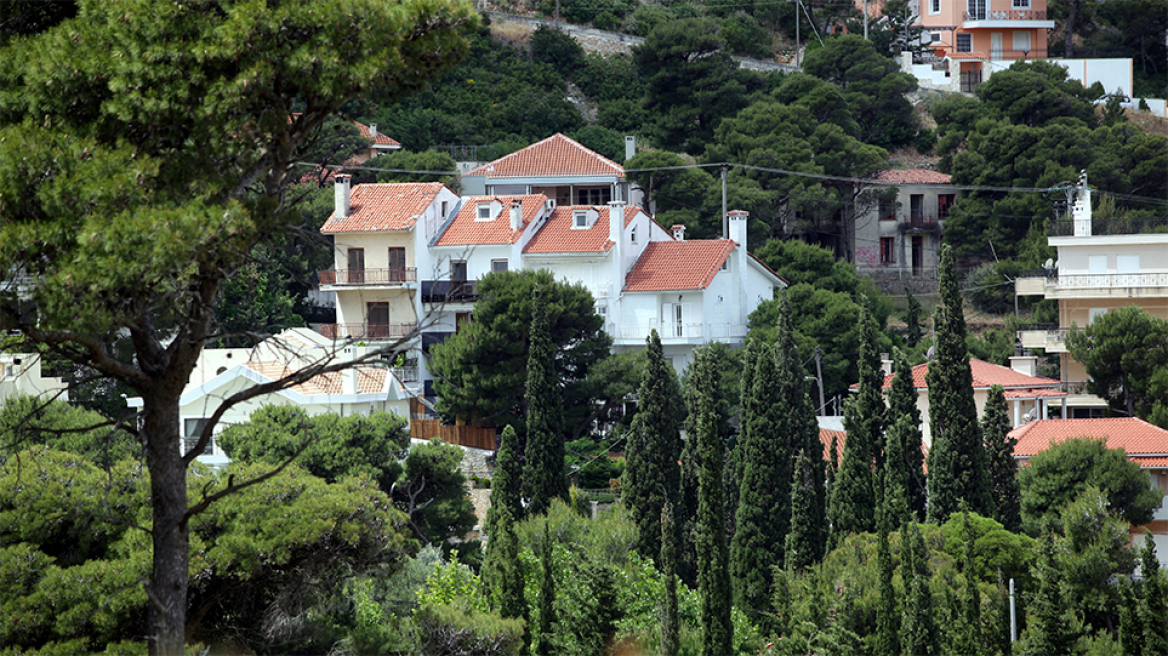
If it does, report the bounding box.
[962,9,1053,28]
[1050,217,1168,237]
[420,280,481,304]
[616,323,747,343]
[318,268,416,286]
[319,322,418,341]
[1018,270,1168,299]
[898,216,942,234]
[1016,323,1068,352]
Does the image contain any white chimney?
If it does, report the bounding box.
[727,210,748,251]
[334,174,351,219]
[1072,170,1092,236]
[624,135,636,162]
[343,367,358,395]
[609,200,625,280]
[369,123,378,138]
[671,224,686,241]
[881,353,892,376]
[1010,355,1038,377]
[510,200,523,231]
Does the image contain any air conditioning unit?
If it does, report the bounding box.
[546,199,557,211]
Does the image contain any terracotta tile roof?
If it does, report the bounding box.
[869,169,953,185]
[321,183,447,234]
[434,194,548,246]
[245,361,387,395]
[1003,387,1067,399]
[623,240,735,292]
[819,428,847,463]
[949,51,989,60]
[523,205,614,254]
[873,359,1062,391]
[465,134,624,178]
[1010,417,1168,459]
[353,121,401,148]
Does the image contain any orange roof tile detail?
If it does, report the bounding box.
[245,361,387,395]
[321,183,447,234]
[873,359,1062,391]
[869,169,953,185]
[435,194,549,246]
[354,121,401,148]
[523,205,615,254]
[819,428,847,462]
[623,240,734,292]
[1010,417,1168,458]
[465,134,624,178]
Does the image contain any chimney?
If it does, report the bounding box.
[510,200,523,231]
[881,354,893,376]
[727,210,748,251]
[334,174,351,219]
[671,224,686,241]
[1009,355,1038,377]
[369,123,378,138]
[343,367,358,395]
[624,135,636,162]
[1072,170,1092,236]
[609,200,625,278]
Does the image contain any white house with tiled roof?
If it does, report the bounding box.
[1011,416,1168,559]
[461,133,634,207]
[867,355,1067,446]
[351,120,402,163]
[130,329,414,468]
[852,169,958,280]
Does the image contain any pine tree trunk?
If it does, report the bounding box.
[143,388,189,656]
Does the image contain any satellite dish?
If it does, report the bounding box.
[925,345,936,361]
[1043,258,1054,270]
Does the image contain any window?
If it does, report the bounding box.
[455,311,472,333]
[938,194,955,219]
[440,201,448,217]
[388,247,406,272]
[1012,30,1031,52]
[630,227,637,244]
[183,418,212,456]
[1089,308,1107,325]
[721,257,729,271]
[956,33,972,52]
[347,248,365,284]
[476,203,491,220]
[573,211,588,228]
[879,197,897,220]
[575,187,611,205]
[1012,0,1029,7]
[1089,255,1107,275]
[491,259,508,273]
[931,32,941,42]
[367,302,390,338]
[930,0,940,14]
[1117,255,1140,275]
[451,260,468,281]
[910,194,924,221]
[881,237,896,264]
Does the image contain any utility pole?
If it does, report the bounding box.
[721,165,728,238]
[863,0,869,39]
[795,0,801,66]
[814,346,825,415]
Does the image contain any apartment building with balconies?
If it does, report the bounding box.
[853,169,957,283]
[1015,174,1166,415]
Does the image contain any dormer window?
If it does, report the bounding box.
[573,210,588,229]
[476,203,492,221]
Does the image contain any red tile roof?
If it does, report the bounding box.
[245,361,388,395]
[1010,418,1168,464]
[465,134,624,178]
[623,240,735,292]
[354,121,401,148]
[819,428,847,463]
[523,205,614,254]
[875,359,1062,391]
[435,194,549,246]
[869,169,952,185]
[321,183,447,234]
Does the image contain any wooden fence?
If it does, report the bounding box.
[409,398,497,450]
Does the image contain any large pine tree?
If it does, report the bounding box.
[523,286,568,516]
[690,346,733,656]
[625,329,683,560]
[981,385,1022,532]
[485,424,523,536]
[926,244,992,523]
[832,304,884,539]
[888,348,927,519]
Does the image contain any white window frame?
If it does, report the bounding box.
[573,210,588,229]
[491,259,508,273]
[930,0,940,14]
[1012,0,1030,8]
[476,203,492,221]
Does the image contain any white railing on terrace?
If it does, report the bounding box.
[617,323,748,340]
[1057,273,1168,289]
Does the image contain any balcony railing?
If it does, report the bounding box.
[1058,273,1168,289]
[1050,217,1168,237]
[319,322,418,340]
[420,280,480,303]
[392,366,419,383]
[1017,269,1058,279]
[318,268,416,285]
[898,217,942,233]
[963,9,1047,20]
[617,323,748,341]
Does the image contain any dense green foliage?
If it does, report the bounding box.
[1066,306,1168,424]
[981,385,1022,532]
[523,284,570,516]
[887,349,927,519]
[485,424,524,537]
[832,304,883,539]
[0,395,138,468]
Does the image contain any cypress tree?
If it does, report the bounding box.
[523,286,568,516]
[952,510,982,656]
[534,521,557,656]
[1019,535,1080,656]
[690,346,733,656]
[926,244,992,523]
[481,503,525,623]
[732,335,795,614]
[1120,578,1145,656]
[981,385,1022,533]
[888,348,927,519]
[661,502,680,656]
[1140,532,1168,655]
[883,416,913,527]
[833,304,883,538]
[786,444,828,571]
[902,521,937,656]
[905,286,923,347]
[625,329,683,560]
[874,499,900,656]
[485,424,523,537]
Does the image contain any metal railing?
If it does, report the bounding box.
[620,323,704,340]
[1057,273,1168,289]
[1017,269,1058,279]
[1016,322,1059,331]
[420,280,480,303]
[318,268,417,285]
[1050,217,1168,237]
[963,9,1047,20]
[319,323,418,340]
[898,217,942,233]
[392,366,419,383]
